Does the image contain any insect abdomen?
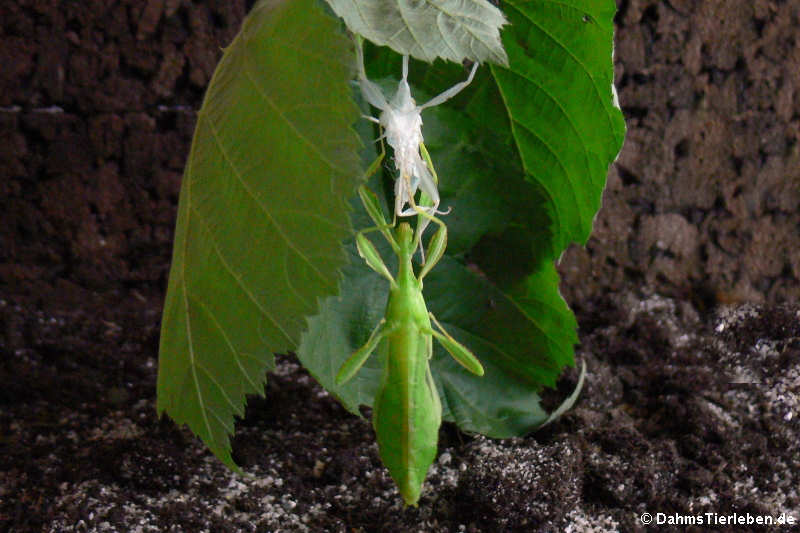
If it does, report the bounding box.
[372,318,441,506]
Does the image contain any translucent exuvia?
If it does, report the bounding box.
[355,38,478,243]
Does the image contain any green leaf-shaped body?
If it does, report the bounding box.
[373,223,442,506]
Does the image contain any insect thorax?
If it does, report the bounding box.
[381,108,423,171]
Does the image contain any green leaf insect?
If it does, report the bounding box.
[336,185,484,506]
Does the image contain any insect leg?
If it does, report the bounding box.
[409,154,449,266]
[394,171,409,217]
[414,152,440,211]
[398,171,431,263]
[425,313,485,376]
[415,210,446,281]
[355,35,390,111]
[359,132,400,251]
[419,143,440,189]
[356,229,397,286]
[335,319,397,385]
[418,61,479,110]
[358,184,400,254]
[357,185,401,284]
[413,144,453,262]
[362,139,385,182]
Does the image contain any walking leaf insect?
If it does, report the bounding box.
[355,37,478,257]
[336,185,485,506]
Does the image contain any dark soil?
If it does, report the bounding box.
[1,291,798,532]
[1,1,799,532]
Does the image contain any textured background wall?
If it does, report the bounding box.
[1,0,798,310]
[559,0,800,308]
[1,0,250,302]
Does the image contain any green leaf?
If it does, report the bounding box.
[297,234,391,416]
[299,0,624,438]
[156,0,362,469]
[324,0,509,65]
[491,0,626,251]
[359,50,559,262]
[297,250,576,437]
[426,257,578,436]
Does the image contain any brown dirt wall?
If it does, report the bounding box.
[1,0,799,532]
[2,0,799,309]
[1,0,250,305]
[560,0,800,308]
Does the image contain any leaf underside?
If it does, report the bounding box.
[156,0,362,468]
[324,0,509,65]
[493,0,627,252]
[299,0,624,438]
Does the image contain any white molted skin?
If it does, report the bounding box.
[380,75,433,218]
[356,40,478,225]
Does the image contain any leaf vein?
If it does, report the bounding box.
[511,119,587,232]
[202,113,335,292]
[508,2,617,137]
[502,67,592,184]
[190,204,295,345]
[181,282,216,443]
[240,52,350,176]
[195,362,242,417]
[192,295,265,393]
